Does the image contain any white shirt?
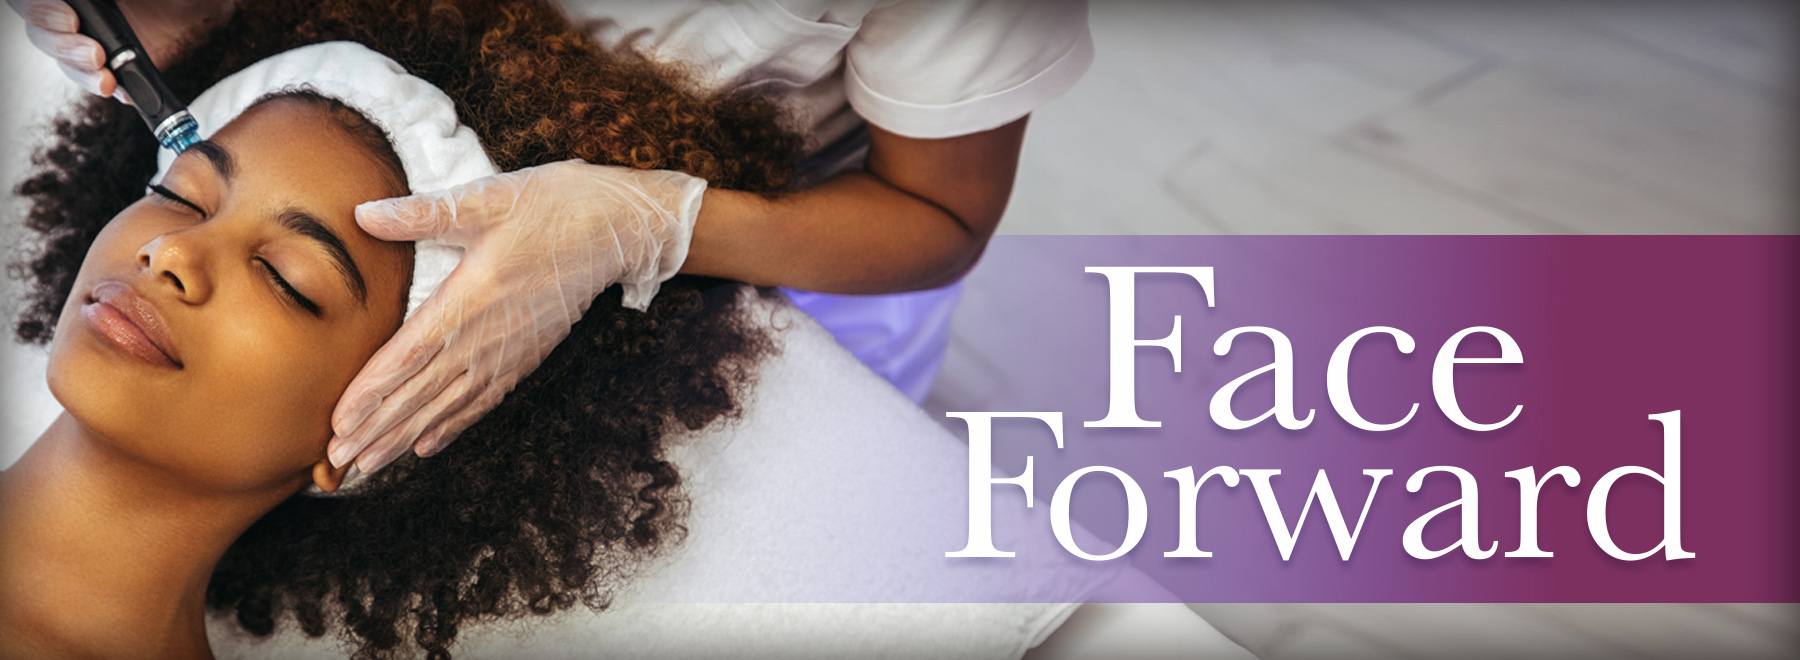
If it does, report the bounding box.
[558,0,1096,402]
[561,0,1094,146]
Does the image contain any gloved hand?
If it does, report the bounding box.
[6,0,231,101]
[327,159,708,472]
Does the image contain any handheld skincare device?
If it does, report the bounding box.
[66,0,200,154]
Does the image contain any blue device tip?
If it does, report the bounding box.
[158,113,201,155]
[165,124,201,155]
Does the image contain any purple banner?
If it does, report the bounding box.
[946,236,1798,602]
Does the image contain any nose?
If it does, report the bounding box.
[137,231,213,304]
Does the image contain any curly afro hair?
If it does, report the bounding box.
[9,0,807,657]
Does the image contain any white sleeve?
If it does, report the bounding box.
[844,0,1093,139]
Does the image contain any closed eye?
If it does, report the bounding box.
[256,257,322,317]
[149,185,330,317]
[149,185,206,216]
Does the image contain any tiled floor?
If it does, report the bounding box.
[1179,603,1800,660]
[925,1,1798,658]
[997,0,1794,237]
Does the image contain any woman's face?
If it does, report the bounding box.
[44,97,413,494]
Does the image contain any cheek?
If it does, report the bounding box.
[211,321,354,430]
[48,216,150,340]
[161,320,366,485]
[45,208,390,492]
[47,321,346,494]
[45,210,168,423]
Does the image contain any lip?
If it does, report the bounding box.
[80,281,184,369]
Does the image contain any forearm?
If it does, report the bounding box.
[683,172,988,294]
[682,116,1029,294]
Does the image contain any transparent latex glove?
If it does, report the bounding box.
[327,159,707,472]
[7,0,231,102]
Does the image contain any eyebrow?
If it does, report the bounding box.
[277,208,369,307]
[186,140,236,180]
[178,138,370,307]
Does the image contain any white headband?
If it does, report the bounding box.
[156,42,498,496]
[153,40,495,319]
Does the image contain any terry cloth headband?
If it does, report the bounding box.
[153,40,495,320]
[154,41,498,496]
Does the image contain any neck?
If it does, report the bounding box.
[0,414,295,659]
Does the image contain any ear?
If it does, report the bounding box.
[312,457,353,492]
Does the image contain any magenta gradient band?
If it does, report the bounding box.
[943,235,1797,603]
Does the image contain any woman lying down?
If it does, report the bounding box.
[0,1,1251,658]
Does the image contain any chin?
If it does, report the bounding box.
[45,295,159,431]
[45,326,138,445]
[46,343,172,468]
[43,300,333,495]
[45,349,294,495]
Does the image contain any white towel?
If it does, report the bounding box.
[155,41,496,320]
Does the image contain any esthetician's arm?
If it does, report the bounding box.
[13,0,1021,294]
[12,0,1033,470]
[326,118,1029,470]
[8,0,232,98]
[683,117,1025,293]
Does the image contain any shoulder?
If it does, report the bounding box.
[846,0,1094,138]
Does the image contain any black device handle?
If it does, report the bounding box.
[66,0,182,129]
